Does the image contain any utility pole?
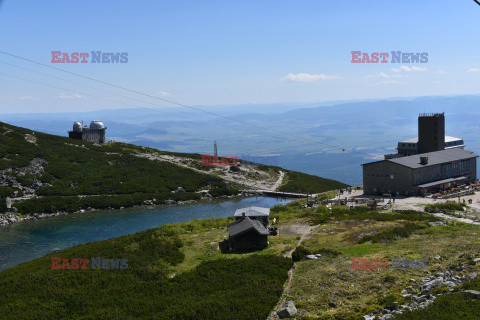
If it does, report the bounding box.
[214,140,218,157]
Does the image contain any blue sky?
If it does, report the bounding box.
[1,0,480,113]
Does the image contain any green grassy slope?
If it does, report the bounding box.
[0,122,238,214]
[278,169,350,193]
[0,221,292,319]
[0,122,349,215]
[0,199,478,319]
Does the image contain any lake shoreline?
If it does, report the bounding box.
[0,193,279,227]
[0,196,291,271]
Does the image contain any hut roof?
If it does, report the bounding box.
[234,206,270,218]
[227,217,269,237]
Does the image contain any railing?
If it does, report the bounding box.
[419,112,444,117]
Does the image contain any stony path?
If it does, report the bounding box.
[283,224,314,258]
[267,224,314,319]
[271,170,284,191]
[135,152,280,190]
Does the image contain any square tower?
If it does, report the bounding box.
[418,113,445,154]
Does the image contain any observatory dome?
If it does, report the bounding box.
[90,120,106,130]
[73,122,83,132]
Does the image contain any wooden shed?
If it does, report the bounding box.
[225,217,269,251]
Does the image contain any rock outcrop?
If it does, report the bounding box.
[277,300,297,319]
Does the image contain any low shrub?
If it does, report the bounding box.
[300,206,438,225]
[425,202,465,213]
[278,170,349,194]
[358,223,425,244]
[0,198,6,213]
[14,192,202,214]
[0,245,291,320]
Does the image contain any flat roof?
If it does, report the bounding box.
[399,136,463,144]
[416,176,469,188]
[234,206,270,217]
[388,149,478,169]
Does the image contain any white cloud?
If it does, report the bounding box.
[391,74,407,78]
[56,93,83,99]
[364,72,389,79]
[155,91,170,97]
[468,68,480,73]
[391,65,427,72]
[381,80,400,85]
[20,96,41,101]
[437,70,447,74]
[432,81,441,84]
[280,73,341,82]
[367,80,400,86]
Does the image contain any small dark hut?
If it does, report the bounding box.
[222,216,269,251]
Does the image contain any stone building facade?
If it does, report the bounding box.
[363,149,478,196]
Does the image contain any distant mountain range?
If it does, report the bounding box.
[2,94,480,185]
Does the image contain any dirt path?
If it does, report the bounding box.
[135,152,280,190]
[267,224,314,319]
[271,170,284,191]
[283,224,314,258]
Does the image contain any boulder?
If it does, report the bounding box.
[277,300,297,319]
[421,277,443,292]
[401,294,412,301]
[175,187,185,193]
[405,286,416,293]
[427,221,445,227]
[463,290,480,297]
[6,197,12,209]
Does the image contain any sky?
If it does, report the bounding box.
[1,0,480,114]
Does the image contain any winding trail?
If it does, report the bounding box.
[271,170,284,191]
[267,224,314,319]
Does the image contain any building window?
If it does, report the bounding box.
[441,165,446,178]
[460,161,465,174]
[454,163,459,176]
[466,160,471,173]
[447,164,453,177]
